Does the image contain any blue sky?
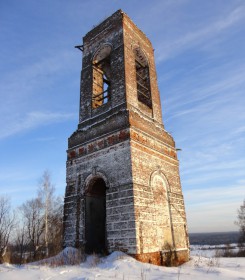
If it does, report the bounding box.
[0,0,244,233]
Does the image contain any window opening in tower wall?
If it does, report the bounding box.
[135,59,152,108]
[92,56,111,109]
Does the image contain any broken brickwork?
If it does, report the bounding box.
[63,9,190,265]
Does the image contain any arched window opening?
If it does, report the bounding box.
[92,45,112,109]
[134,48,152,108]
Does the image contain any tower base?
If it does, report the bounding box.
[131,249,189,266]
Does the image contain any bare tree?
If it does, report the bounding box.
[38,170,55,257]
[12,170,63,263]
[235,199,245,245]
[47,196,63,256]
[12,223,28,264]
[0,196,15,263]
[20,198,44,260]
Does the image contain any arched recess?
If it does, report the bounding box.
[133,46,152,108]
[150,170,173,249]
[84,175,107,254]
[92,43,112,109]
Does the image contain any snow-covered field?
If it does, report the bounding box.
[0,249,244,280]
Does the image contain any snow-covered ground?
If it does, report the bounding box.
[0,249,244,280]
[190,243,240,258]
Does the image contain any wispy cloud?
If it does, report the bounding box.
[165,61,245,114]
[185,183,244,232]
[0,49,76,109]
[182,155,245,173]
[30,136,56,142]
[187,200,240,232]
[0,47,79,140]
[185,182,245,202]
[0,111,76,140]
[156,5,245,61]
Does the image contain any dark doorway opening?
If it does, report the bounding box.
[85,177,107,254]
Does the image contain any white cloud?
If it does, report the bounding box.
[30,137,56,142]
[184,183,245,203]
[0,49,76,107]
[0,111,76,139]
[156,5,245,61]
[165,64,245,115]
[0,48,79,140]
[187,201,239,232]
[184,184,244,232]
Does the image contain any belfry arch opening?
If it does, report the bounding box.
[92,44,112,109]
[134,47,152,109]
[85,177,107,254]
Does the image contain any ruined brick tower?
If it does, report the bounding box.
[63,10,189,265]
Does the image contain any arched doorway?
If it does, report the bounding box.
[85,177,107,254]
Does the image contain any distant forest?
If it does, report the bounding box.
[189,231,239,245]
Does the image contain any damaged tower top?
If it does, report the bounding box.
[63,9,189,265]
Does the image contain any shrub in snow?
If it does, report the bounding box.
[86,253,101,267]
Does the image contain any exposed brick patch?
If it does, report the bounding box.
[68,150,76,159]
[132,251,162,265]
[67,128,130,159]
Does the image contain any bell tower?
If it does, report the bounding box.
[63,10,189,265]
